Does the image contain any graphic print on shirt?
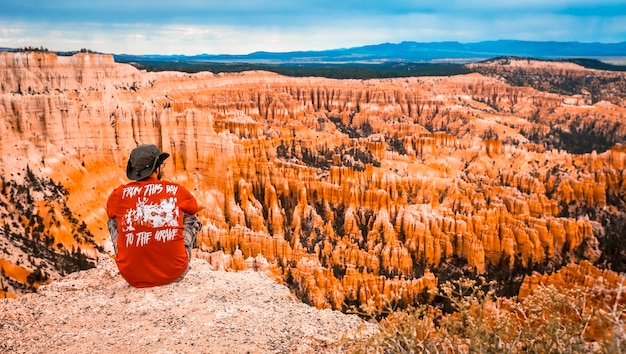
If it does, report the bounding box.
[122,197,180,231]
[119,183,181,248]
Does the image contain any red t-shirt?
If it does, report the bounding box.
[106,177,198,287]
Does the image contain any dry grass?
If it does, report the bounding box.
[346,277,625,353]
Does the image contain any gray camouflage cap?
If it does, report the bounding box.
[126,144,170,180]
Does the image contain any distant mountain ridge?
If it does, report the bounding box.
[113,40,626,63]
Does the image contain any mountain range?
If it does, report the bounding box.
[111,40,626,63]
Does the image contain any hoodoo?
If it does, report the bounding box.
[0,52,624,313]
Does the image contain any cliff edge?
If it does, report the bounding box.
[0,256,374,354]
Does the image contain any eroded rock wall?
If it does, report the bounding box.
[0,52,624,311]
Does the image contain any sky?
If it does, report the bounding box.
[1,1,625,55]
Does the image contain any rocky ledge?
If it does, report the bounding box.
[0,255,374,354]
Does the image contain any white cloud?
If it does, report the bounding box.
[0,2,624,55]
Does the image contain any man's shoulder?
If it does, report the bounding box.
[157,180,185,189]
[107,181,143,197]
[108,183,127,195]
[111,181,138,191]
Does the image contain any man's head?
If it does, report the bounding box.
[126,144,170,181]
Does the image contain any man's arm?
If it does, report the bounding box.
[183,213,202,260]
[107,218,119,255]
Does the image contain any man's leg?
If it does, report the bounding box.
[172,214,202,283]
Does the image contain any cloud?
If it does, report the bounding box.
[5,1,623,25]
[0,1,624,54]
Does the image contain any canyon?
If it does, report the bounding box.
[0,52,624,316]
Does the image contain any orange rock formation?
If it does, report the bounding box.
[0,52,624,311]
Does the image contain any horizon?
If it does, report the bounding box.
[1,1,625,56]
[4,39,626,59]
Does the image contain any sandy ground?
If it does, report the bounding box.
[0,256,375,354]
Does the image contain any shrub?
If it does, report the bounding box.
[346,277,625,353]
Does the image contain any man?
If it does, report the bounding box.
[106,144,202,288]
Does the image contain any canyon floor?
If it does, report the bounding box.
[0,255,375,354]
